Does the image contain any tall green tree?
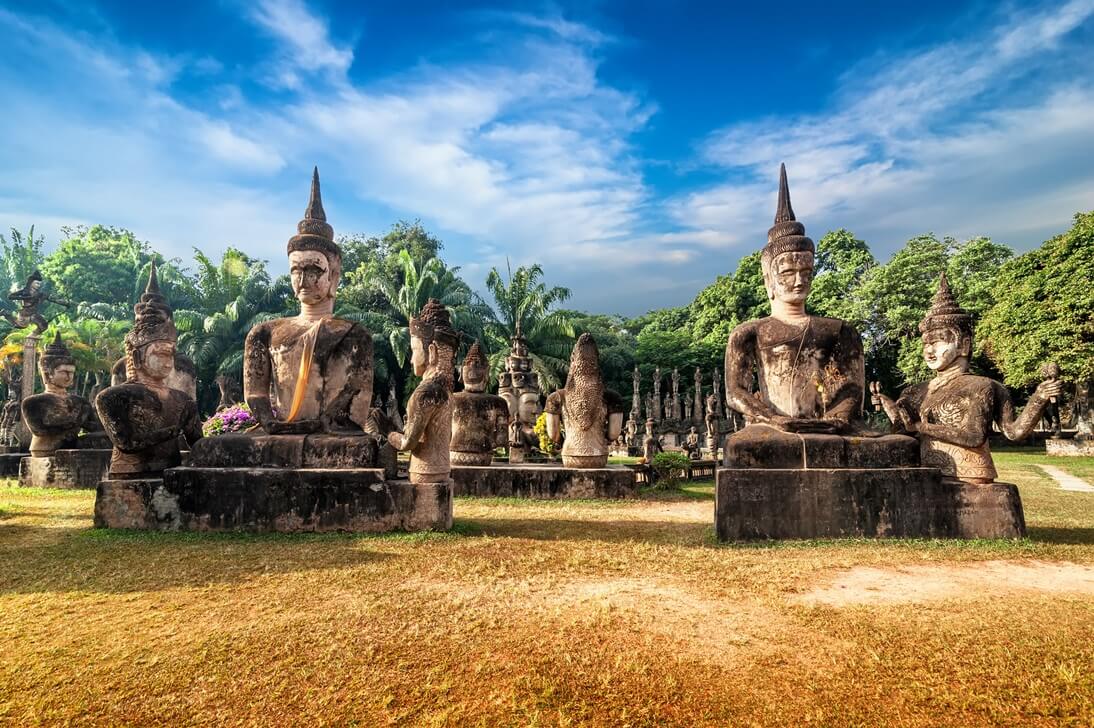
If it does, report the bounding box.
[979,211,1094,389]
[483,263,575,391]
[808,229,876,322]
[0,225,46,297]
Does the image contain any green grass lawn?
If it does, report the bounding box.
[1,451,1092,726]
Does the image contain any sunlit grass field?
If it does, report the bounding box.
[1,448,1092,726]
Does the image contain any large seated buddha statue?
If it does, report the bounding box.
[721,164,917,469]
[187,167,388,471]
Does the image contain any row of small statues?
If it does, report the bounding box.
[11,165,1064,492]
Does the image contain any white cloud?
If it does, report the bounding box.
[675,0,1094,257]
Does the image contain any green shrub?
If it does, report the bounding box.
[651,451,690,490]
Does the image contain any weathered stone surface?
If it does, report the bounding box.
[715,467,1025,540]
[0,453,26,476]
[451,464,637,499]
[19,449,111,489]
[545,334,625,469]
[96,469,452,532]
[186,432,396,477]
[450,341,508,466]
[1046,438,1094,456]
[723,425,919,469]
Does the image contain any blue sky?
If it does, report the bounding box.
[1,0,1092,315]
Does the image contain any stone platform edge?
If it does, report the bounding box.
[450,464,637,499]
[715,466,1024,541]
[95,467,452,533]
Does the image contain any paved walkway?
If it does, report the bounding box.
[1036,464,1094,493]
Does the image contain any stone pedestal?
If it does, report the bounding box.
[714,425,1024,540]
[451,464,637,499]
[0,453,26,477]
[716,468,1024,540]
[18,449,111,489]
[95,469,452,532]
[1046,438,1094,457]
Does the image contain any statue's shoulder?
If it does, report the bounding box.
[95,383,157,413]
[327,318,373,346]
[545,390,564,414]
[410,378,449,409]
[809,315,856,338]
[727,318,763,344]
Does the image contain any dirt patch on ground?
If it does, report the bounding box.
[800,559,1094,607]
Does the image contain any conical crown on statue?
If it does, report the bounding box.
[762,163,814,263]
[287,166,341,263]
[125,261,177,352]
[919,271,973,335]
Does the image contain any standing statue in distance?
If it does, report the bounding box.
[704,392,720,448]
[244,167,374,435]
[96,264,202,477]
[545,333,625,468]
[3,270,71,334]
[21,333,92,455]
[642,418,663,463]
[450,341,509,465]
[724,164,865,434]
[875,273,1062,483]
[388,299,458,483]
[684,426,701,459]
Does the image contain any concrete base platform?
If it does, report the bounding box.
[451,464,637,499]
[1046,438,1094,457]
[715,467,1026,540]
[94,468,452,533]
[18,449,112,489]
[0,453,27,477]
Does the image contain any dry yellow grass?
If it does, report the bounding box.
[1,451,1092,726]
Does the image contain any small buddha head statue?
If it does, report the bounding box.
[760,164,815,305]
[461,341,489,394]
[918,272,973,374]
[124,261,178,386]
[517,391,541,425]
[39,332,76,395]
[409,299,459,378]
[287,167,341,309]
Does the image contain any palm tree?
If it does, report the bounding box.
[483,262,575,391]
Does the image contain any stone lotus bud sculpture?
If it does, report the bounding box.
[96,263,202,477]
[450,340,509,465]
[724,164,865,434]
[243,167,375,435]
[875,272,1063,484]
[388,299,458,483]
[21,332,92,456]
[544,333,625,468]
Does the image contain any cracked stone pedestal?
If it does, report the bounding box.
[451,464,637,499]
[93,432,452,533]
[19,448,112,489]
[715,425,1025,540]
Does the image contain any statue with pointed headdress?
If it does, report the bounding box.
[21,332,92,455]
[388,299,458,483]
[449,340,509,465]
[724,164,865,434]
[544,333,625,468]
[3,270,71,334]
[243,167,375,435]
[874,273,1062,483]
[95,263,202,477]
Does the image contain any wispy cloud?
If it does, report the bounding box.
[672,0,1094,253]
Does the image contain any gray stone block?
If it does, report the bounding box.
[723,426,919,469]
[18,449,112,489]
[95,468,451,533]
[451,464,637,499]
[0,453,26,477]
[715,467,1025,540]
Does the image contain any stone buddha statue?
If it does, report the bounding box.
[111,351,197,401]
[244,168,374,435]
[21,332,92,456]
[725,164,865,435]
[450,340,509,465]
[684,426,701,459]
[642,418,663,463]
[96,264,202,477]
[876,273,1062,483]
[388,299,458,483]
[545,333,624,468]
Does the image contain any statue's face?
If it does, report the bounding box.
[410,333,428,377]
[518,392,540,424]
[141,341,176,382]
[48,364,76,391]
[765,251,814,304]
[922,328,968,372]
[462,361,487,393]
[29,280,41,293]
[289,250,334,306]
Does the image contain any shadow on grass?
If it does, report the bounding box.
[0,523,476,596]
[1026,526,1094,545]
[456,516,709,544]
